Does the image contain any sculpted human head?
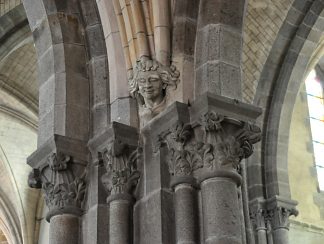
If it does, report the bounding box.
[129,59,179,109]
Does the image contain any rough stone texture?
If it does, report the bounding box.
[0,0,21,16]
[174,184,199,244]
[49,214,79,244]
[195,0,245,100]
[242,0,294,102]
[109,200,131,244]
[201,177,242,244]
[1,1,324,244]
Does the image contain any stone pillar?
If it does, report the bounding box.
[266,197,298,244]
[90,122,140,244]
[159,122,200,244]
[172,177,199,244]
[199,171,242,244]
[190,93,262,244]
[50,214,80,244]
[250,201,267,244]
[194,0,246,99]
[27,136,88,244]
[266,196,298,244]
[108,195,133,244]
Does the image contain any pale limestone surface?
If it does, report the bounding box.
[288,83,324,240]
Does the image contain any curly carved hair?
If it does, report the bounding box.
[129,59,180,105]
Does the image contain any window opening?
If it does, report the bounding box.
[305,70,324,191]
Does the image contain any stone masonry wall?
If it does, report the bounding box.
[242,0,293,103]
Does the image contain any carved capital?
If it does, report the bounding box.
[265,196,298,231]
[158,122,204,177]
[250,208,267,231]
[29,152,87,221]
[27,135,89,221]
[268,206,298,230]
[157,112,261,178]
[100,142,141,196]
[199,112,261,170]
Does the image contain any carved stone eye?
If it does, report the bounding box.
[138,78,146,84]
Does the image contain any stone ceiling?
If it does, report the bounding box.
[0,0,21,17]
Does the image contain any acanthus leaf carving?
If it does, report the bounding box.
[250,208,267,231]
[200,112,261,170]
[159,122,206,176]
[157,112,262,177]
[28,152,87,215]
[101,142,141,196]
[268,206,298,230]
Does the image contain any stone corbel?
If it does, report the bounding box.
[27,135,88,221]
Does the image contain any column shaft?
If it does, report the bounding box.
[109,199,131,244]
[174,183,198,244]
[49,214,79,244]
[272,228,288,244]
[257,228,267,244]
[201,176,242,244]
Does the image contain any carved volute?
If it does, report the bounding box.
[158,111,262,179]
[28,152,87,221]
[100,141,141,197]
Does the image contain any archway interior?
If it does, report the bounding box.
[288,63,324,244]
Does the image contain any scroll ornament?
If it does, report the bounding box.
[101,141,141,196]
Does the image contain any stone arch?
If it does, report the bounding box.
[0,192,22,244]
[22,0,96,144]
[253,0,324,200]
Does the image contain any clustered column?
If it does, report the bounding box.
[159,107,262,244]
[161,122,200,244]
[100,142,140,244]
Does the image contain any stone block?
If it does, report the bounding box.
[39,77,55,118]
[292,0,313,13]
[91,103,110,136]
[63,43,87,76]
[110,97,138,127]
[89,56,109,106]
[38,111,55,146]
[38,47,55,84]
[22,0,46,31]
[198,0,244,30]
[190,92,262,125]
[219,62,242,98]
[195,25,220,69]
[54,0,80,14]
[105,32,128,101]
[86,165,108,206]
[82,204,109,244]
[195,61,221,96]
[32,17,52,58]
[79,0,100,26]
[65,73,89,109]
[173,0,199,19]
[7,4,26,24]
[86,24,106,59]
[97,0,119,37]
[134,189,175,244]
[173,18,197,56]
[64,104,90,141]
